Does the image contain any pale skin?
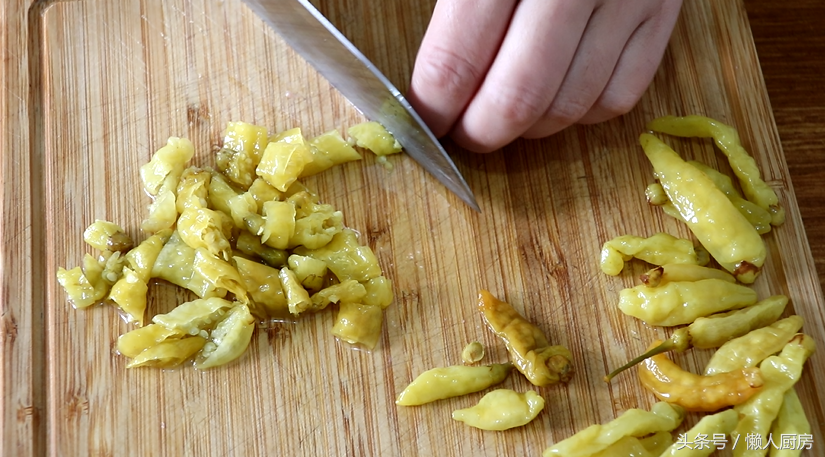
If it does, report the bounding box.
[408,0,684,152]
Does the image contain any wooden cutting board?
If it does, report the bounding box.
[3,0,825,455]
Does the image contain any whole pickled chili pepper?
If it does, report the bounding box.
[660,409,739,457]
[688,159,773,235]
[618,278,757,326]
[599,232,707,276]
[542,402,685,457]
[639,263,735,288]
[688,295,787,348]
[605,296,788,382]
[731,334,816,457]
[704,315,803,376]
[478,290,573,386]
[769,389,810,457]
[638,340,763,412]
[640,133,766,284]
[647,115,785,226]
[646,162,774,236]
[396,363,513,406]
[451,389,545,431]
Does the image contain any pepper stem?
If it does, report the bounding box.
[604,329,689,382]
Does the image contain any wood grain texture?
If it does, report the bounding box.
[2,0,823,456]
[1,1,47,456]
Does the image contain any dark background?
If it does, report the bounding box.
[745,0,825,294]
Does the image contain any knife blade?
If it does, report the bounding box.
[243,0,480,212]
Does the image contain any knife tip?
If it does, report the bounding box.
[462,194,481,213]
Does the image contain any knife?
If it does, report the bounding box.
[243,0,480,212]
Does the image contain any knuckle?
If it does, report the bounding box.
[545,97,593,126]
[485,82,550,127]
[597,88,641,117]
[413,45,484,98]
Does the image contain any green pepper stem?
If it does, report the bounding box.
[604,331,688,383]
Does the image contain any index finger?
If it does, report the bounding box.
[408,0,517,138]
[451,0,595,152]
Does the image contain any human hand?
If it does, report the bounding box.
[408,0,683,152]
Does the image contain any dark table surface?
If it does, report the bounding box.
[745,0,825,295]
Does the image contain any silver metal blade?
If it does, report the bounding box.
[243,0,479,212]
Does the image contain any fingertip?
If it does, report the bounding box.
[520,123,568,139]
[448,126,506,154]
[407,0,517,139]
[407,79,454,139]
[446,0,599,153]
[579,1,682,126]
[578,102,634,125]
[449,78,553,153]
[578,87,640,124]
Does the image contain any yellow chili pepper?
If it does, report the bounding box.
[647,188,690,225]
[193,248,248,304]
[731,334,816,457]
[587,432,674,457]
[647,115,784,226]
[330,302,384,350]
[689,295,788,348]
[177,207,234,261]
[769,389,810,457]
[451,389,545,431]
[688,160,773,234]
[152,297,234,336]
[56,263,100,309]
[194,303,256,370]
[646,182,670,205]
[638,340,763,412]
[234,230,288,268]
[592,432,673,457]
[543,402,685,457]
[124,229,172,283]
[151,231,225,299]
[704,315,803,376]
[605,295,787,381]
[478,290,573,386]
[640,133,766,284]
[108,267,149,325]
[588,436,654,457]
[396,363,513,406]
[83,219,134,252]
[661,409,739,457]
[175,166,212,213]
[600,233,707,276]
[618,278,757,326]
[126,336,207,369]
[116,323,183,358]
[647,163,774,235]
[639,264,735,288]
